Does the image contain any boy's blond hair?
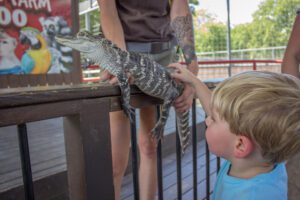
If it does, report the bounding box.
[211,71,300,163]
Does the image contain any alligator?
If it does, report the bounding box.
[55,31,190,153]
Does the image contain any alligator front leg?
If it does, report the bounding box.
[116,72,134,122]
[151,99,173,141]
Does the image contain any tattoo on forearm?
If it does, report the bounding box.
[171,14,197,65]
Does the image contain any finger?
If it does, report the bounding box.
[129,76,135,84]
[174,97,193,110]
[176,90,190,102]
[109,77,119,85]
[174,78,182,84]
[175,95,185,104]
[175,106,189,113]
[168,63,185,69]
[175,100,191,109]
[167,63,178,68]
[171,73,181,79]
[174,101,186,109]
[169,66,181,73]
[174,105,187,114]
[99,70,111,82]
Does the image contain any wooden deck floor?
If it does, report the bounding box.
[0,119,66,193]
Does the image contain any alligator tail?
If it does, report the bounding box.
[176,110,190,155]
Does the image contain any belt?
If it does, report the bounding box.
[126,37,177,54]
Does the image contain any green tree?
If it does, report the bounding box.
[231,23,253,49]
[189,0,199,5]
[232,0,300,49]
[193,9,227,53]
[252,0,299,47]
[196,23,227,52]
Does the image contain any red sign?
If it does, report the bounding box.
[0,0,74,75]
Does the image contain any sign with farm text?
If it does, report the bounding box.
[0,0,75,75]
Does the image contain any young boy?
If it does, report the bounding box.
[170,63,300,200]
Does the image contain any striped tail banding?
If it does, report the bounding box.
[176,110,190,154]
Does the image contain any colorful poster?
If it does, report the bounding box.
[0,0,74,75]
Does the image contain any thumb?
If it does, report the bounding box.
[171,73,179,78]
[99,70,111,82]
[109,77,119,85]
[171,73,186,83]
[168,63,184,70]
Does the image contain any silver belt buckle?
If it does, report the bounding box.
[150,40,174,54]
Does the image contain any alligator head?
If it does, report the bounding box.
[55,31,101,52]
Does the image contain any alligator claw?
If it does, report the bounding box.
[150,125,164,141]
[123,105,135,123]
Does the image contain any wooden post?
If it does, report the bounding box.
[64,98,114,200]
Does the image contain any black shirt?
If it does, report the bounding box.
[116,0,173,42]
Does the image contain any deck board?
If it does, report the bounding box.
[0,118,66,192]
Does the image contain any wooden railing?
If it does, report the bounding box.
[0,81,219,200]
[81,60,282,83]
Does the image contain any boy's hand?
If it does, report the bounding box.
[168,63,196,84]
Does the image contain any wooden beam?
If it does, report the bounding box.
[64,98,114,200]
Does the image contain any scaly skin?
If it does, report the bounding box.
[56,31,190,153]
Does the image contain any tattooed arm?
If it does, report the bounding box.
[170,0,198,75]
[170,0,198,112]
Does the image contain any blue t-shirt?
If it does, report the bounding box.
[212,161,287,200]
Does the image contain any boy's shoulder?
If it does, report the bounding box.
[213,162,287,200]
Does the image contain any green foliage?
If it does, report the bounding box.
[79,10,100,34]
[195,0,300,53]
[232,0,300,49]
[189,0,199,5]
[231,23,252,49]
[196,23,227,52]
[79,0,299,56]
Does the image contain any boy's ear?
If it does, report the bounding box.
[234,135,254,158]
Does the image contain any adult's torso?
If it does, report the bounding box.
[116,0,173,42]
